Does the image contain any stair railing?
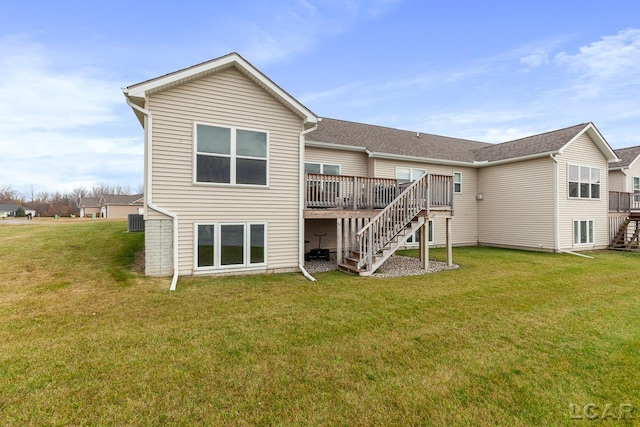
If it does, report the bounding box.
[356,174,430,270]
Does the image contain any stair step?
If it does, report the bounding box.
[337,263,366,275]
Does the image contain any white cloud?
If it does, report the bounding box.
[553,28,640,99]
[520,50,549,68]
[0,34,142,194]
[555,28,640,79]
[242,0,403,65]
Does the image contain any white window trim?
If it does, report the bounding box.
[304,162,341,175]
[453,171,462,194]
[405,219,434,247]
[567,163,601,200]
[395,167,427,183]
[193,121,270,187]
[633,176,640,192]
[572,219,594,246]
[193,222,267,272]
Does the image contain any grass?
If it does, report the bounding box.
[1,221,640,425]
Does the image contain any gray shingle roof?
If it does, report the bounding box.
[79,197,100,208]
[100,194,143,205]
[612,145,640,168]
[307,118,595,165]
[472,123,590,162]
[307,118,492,163]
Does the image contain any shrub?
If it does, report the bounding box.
[15,207,25,217]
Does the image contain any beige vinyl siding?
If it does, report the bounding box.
[304,146,368,176]
[106,205,141,219]
[305,219,338,252]
[477,157,555,250]
[146,67,304,275]
[608,170,626,193]
[372,158,478,246]
[619,158,640,192]
[556,133,610,249]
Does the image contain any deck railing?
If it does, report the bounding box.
[609,191,640,212]
[305,173,453,211]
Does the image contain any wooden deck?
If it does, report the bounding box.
[609,191,640,213]
[304,173,454,216]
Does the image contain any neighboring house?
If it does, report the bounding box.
[608,146,640,248]
[78,197,101,218]
[0,203,36,218]
[123,52,628,286]
[99,194,144,219]
[609,146,640,194]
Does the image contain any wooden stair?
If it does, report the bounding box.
[338,174,430,276]
[610,212,640,250]
[338,216,425,275]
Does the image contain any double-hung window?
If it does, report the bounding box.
[304,163,340,175]
[196,222,266,270]
[195,123,268,186]
[306,163,341,197]
[568,165,600,199]
[453,172,462,193]
[573,220,594,245]
[633,176,640,192]
[396,167,426,184]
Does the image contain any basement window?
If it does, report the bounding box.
[196,222,266,270]
[573,219,594,245]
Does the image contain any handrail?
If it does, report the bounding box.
[305,173,399,210]
[355,174,430,270]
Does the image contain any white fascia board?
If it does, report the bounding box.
[369,152,476,168]
[474,150,560,167]
[125,53,317,125]
[559,123,619,162]
[305,140,368,153]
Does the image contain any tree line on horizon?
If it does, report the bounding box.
[0,184,142,217]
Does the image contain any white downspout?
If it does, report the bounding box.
[299,122,318,282]
[551,154,560,252]
[125,97,180,291]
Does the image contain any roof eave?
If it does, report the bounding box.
[124,53,318,125]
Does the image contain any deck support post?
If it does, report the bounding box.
[336,218,343,264]
[446,217,453,267]
[420,219,428,270]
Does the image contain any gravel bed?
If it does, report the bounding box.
[304,254,459,277]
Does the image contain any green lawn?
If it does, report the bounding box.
[1,221,639,425]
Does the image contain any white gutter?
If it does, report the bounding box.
[125,96,180,291]
[299,123,318,282]
[550,154,560,252]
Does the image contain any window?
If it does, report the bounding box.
[573,220,594,245]
[195,123,267,186]
[406,220,434,246]
[634,176,640,192]
[305,163,340,175]
[568,165,600,199]
[396,167,426,183]
[453,172,462,193]
[196,222,266,270]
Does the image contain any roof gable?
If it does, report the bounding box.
[123,52,317,127]
[611,145,640,169]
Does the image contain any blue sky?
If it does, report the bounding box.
[2,0,640,195]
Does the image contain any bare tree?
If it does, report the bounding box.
[0,184,17,203]
[71,186,91,206]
